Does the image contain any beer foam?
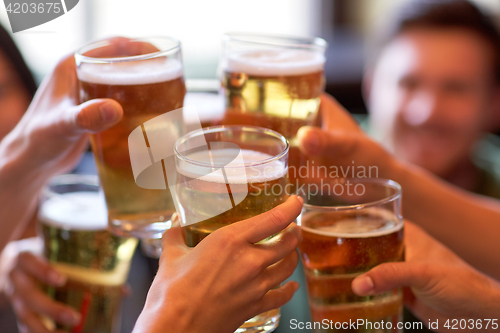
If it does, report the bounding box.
[77,58,183,85]
[39,192,108,231]
[301,211,403,239]
[223,49,325,76]
[177,149,287,184]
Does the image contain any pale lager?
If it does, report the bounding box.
[214,34,327,189]
[39,187,137,333]
[174,126,289,333]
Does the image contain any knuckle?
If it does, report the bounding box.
[245,255,266,275]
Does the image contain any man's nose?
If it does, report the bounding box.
[403,90,439,126]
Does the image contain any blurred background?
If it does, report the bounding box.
[1,0,499,114]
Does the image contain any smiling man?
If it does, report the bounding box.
[365,0,500,196]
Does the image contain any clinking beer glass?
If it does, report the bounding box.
[75,37,186,241]
[174,125,289,333]
[213,33,327,190]
[39,174,137,333]
[297,178,404,333]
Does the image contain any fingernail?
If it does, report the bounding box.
[352,275,374,295]
[61,311,81,326]
[298,128,321,155]
[48,271,66,286]
[296,195,304,205]
[100,102,119,122]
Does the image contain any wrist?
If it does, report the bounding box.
[0,131,50,193]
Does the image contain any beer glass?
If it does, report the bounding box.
[39,174,138,333]
[216,33,327,189]
[297,178,404,333]
[174,125,289,332]
[75,37,186,239]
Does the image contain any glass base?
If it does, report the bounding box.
[235,310,280,333]
[140,237,163,258]
[108,218,172,239]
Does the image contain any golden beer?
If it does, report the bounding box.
[214,34,327,188]
[297,179,404,333]
[39,183,137,333]
[177,149,289,246]
[174,126,289,333]
[76,38,186,238]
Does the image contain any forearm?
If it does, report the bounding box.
[394,161,500,279]
[0,135,48,252]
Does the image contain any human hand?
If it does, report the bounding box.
[298,94,404,180]
[352,222,500,332]
[0,53,123,182]
[134,196,304,333]
[0,238,81,333]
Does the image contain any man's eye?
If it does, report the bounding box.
[442,82,469,94]
[399,77,419,90]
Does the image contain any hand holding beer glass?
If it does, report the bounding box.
[75,37,186,242]
[39,174,137,333]
[174,125,290,332]
[297,178,404,333]
[215,33,327,189]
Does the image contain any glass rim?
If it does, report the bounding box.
[42,174,99,198]
[301,178,402,211]
[174,125,290,168]
[75,36,181,64]
[223,32,328,51]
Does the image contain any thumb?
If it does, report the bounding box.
[297,126,366,157]
[69,99,123,134]
[352,262,432,296]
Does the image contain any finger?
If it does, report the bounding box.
[162,227,186,248]
[297,126,368,157]
[256,251,299,295]
[12,297,65,333]
[351,262,433,296]
[82,39,160,58]
[161,227,189,262]
[16,252,66,286]
[319,93,361,132]
[254,224,302,267]
[72,99,123,133]
[10,270,81,326]
[256,281,299,314]
[233,196,303,244]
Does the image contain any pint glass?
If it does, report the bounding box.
[174,126,289,332]
[39,174,137,333]
[297,178,404,333]
[215,33,327,189]
[75,37,186,239]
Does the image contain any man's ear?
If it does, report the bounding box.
[485,86,500,133]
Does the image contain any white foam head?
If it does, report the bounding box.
[301,209,403,238]
[77,58,183,85]
[177,149,287,184]
[39,192,108,231]
[223,49,325,76]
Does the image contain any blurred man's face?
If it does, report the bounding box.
[0,51,30,140]
[368,28,497,177]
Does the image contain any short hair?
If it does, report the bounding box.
[375,0,500,84]
[0,24,37,100]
